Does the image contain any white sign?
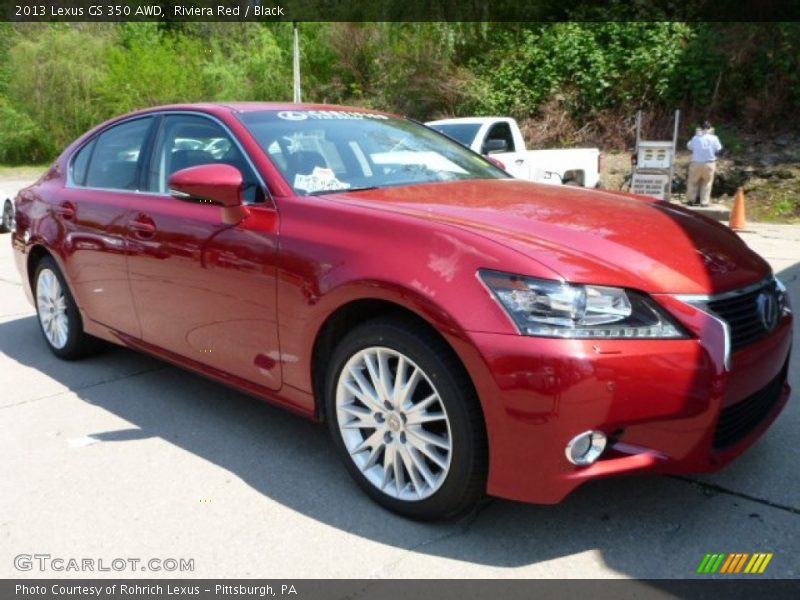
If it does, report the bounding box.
[637,143,673,170]
[631,173,670,200]
[294,166,351,194]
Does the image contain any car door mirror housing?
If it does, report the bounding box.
[168,164,250,225]
[168,163,244,207]
[482,139,508,154]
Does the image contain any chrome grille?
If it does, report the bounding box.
[705,279,780,352]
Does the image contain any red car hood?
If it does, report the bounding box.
[328,179,770,294]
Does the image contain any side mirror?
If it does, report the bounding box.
[168,164,249,225]
[482,139,508,154]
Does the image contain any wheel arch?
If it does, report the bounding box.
[25,245,82,321]
[26,244,52,293]
[310,297,481,425]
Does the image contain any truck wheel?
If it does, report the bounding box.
[563,170,585,187]
[325,316,487,520]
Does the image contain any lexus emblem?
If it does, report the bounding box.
[757,291,779,331]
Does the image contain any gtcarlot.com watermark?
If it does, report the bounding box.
[14,553,194,573]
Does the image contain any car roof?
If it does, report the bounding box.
[122,102,397,118]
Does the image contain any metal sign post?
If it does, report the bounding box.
[631,110,680,201]
[669,110,680,201]
[293,21,302,104]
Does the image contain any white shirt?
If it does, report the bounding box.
[688,131,722,162]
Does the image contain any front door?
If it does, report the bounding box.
[125,113,282,390]
[484,122,528,179]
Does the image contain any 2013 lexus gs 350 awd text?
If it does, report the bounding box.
[11,104,792,519]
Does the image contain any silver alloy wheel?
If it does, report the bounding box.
[335,346,453,501]
[36,268,69,349]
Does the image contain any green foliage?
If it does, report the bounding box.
[468,23,692,119]
[0,23,15,96]
[100,23,205,112]
[0,98,49,164]
[714,126,745,155]
[198,24,291,101]
[6,24,114,159]
[0,22,799,163]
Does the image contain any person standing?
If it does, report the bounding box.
[686,121,722,206]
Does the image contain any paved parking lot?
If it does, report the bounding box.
[1,180,798,579]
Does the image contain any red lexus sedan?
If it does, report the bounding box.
[11,103,793,519]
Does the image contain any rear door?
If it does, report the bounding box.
[59,116,156,338]
[125,112,282,390]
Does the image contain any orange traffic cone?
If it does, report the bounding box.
[729,187,747,231]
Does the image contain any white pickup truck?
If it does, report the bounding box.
[426,117,601,188]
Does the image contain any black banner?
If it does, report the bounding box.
[2,0,800,22]
[4,580,800,600]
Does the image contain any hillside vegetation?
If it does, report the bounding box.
[1,22,799,220]
[2,22,800,162]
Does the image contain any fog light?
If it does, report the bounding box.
[565,430,607,466]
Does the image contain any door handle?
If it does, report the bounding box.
[55,202,76,220]
[129,215,156,239]
[514,159,525,166]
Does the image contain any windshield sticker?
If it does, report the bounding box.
[277,110,388,121]
[294,166,352,193]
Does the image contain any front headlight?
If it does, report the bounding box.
[479,270,688,339]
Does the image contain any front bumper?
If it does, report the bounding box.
[459,300,792,504]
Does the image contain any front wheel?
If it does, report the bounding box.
[325,317,487,520]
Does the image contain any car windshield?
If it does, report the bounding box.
[237,110,508,195]
[428,123,482,147]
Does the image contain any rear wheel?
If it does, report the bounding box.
[34,256,99,359]
[325,316,487,520]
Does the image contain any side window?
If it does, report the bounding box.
[71,138,96,187]
[146,114,264,204]
[484,122,515,153]
[84,118,153,190]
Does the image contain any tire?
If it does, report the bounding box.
[325,316,487,520]
[33,256,99,359]
[0,200,12,233]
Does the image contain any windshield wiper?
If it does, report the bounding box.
[308,186,379,196]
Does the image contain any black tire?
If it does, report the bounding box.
[33,255,100,359]
[325,315,488,520]
[0,200,12,233]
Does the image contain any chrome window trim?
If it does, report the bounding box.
[66,110,274,208]
[66,114,155,189]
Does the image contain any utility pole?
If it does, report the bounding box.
[293,21,302,103]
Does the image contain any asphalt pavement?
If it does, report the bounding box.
[1,179,798,579]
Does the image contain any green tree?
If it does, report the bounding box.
[6,24,114,156]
